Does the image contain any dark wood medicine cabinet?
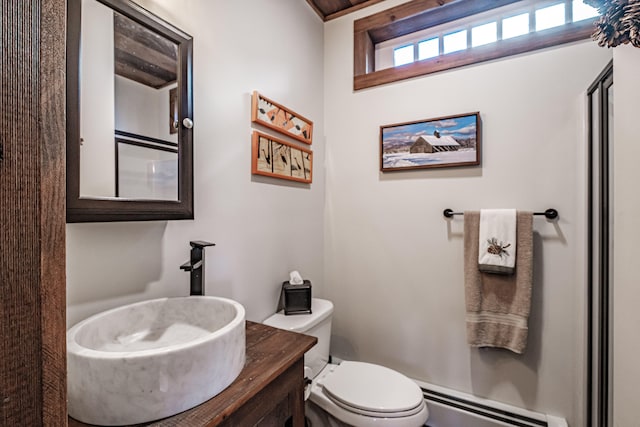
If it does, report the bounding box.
[66,0,194,222]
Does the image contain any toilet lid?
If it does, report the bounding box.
[321,361,424,416]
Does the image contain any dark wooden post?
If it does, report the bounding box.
[1,0,67,424]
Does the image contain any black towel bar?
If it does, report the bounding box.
[443,208,559,220]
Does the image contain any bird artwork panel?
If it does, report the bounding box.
[272,142,292,176]
[290,148,305,180]
[256,136,272,173]
[251,91,314,145]
[303,152,312,179]
[251,131,313,184]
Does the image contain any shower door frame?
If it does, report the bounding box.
[586,60,613,427]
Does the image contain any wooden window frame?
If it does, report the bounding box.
[354,0,596,90]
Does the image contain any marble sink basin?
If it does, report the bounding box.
[67,296,246,425]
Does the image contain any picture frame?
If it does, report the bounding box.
[380,112,481,172]
[251,91,313,145]
[252,131,313,183]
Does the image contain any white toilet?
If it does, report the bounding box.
[263,298,429,427]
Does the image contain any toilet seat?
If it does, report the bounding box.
[315,361,427,422]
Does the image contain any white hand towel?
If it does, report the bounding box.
[478,209,516,274]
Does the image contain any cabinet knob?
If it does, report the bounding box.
[182,118,194,129]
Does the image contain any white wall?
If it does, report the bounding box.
[66,0,325,327]
[80,0,115,198]
[66,1,631,424]
[323,2,612,425]
[612,44,640,427]
[115,75,178,143]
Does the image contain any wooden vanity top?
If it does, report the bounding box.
[69,321,317,427]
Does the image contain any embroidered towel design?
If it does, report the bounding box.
[478,209,517,275]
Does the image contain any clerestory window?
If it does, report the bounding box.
[354,0,600,90]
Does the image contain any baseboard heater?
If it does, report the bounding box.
[416,381,568,427]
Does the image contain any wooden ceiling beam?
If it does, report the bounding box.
[114,13,177,59]
[306,0,387,21]
[114,50,176,88]
[113,12,177,88]
[325,0,386,21]
[114,32,176,75]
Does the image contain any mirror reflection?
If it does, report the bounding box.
[79,0,179,200]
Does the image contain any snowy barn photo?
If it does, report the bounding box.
[380,112,480,171]
[410,133,460,153]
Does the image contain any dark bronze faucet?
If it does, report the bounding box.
[180,241,215,296]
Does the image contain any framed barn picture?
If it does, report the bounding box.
[380,112,481,172]
[252,131,312,184]
[251,91,313,145]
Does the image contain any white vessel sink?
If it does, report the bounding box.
[67,296,246,425]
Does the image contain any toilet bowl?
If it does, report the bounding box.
[263,298,429,427]
[307,362,428,427]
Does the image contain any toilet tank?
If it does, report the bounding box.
[263,298,333,379]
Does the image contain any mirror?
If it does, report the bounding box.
[67,0,193,222]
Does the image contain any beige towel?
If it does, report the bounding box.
[464,211,533,354]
